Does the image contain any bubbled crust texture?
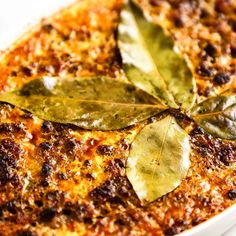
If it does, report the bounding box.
[136,0,236,100]
[0,0,235,236]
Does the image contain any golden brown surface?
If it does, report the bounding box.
[0,0,235,235]
[137,0,236,100]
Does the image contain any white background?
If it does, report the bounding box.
[0,0,235,235]
[0,0,74,49]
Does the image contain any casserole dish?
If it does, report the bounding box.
[1,1,236,236]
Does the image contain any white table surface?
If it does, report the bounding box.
[0,1,235,235]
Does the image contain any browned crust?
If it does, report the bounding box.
[0,1,235,235]
[137,0,236,100]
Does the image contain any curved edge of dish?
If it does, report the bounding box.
[178,203,236,236]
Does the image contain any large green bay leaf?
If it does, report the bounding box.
[20,76,158,104]
[126,115,191,203]
[118,2,196,110]
[191,93,236,140]
[0,77,167,130]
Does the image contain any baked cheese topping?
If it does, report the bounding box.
[0,0,235,235]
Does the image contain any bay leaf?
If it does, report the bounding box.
[126,115,191,203]
[20,76,158,104]
[0,88,167,131]
[118,2,195,110]
[191,93,236,140]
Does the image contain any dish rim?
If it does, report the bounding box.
[0,1,236,236]
[178,203,236,236]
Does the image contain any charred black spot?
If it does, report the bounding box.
[84,217,93,224]
[109,196,125,205]
[62,34,70,41]
[96,145,114,156]
[37,64,47,73]
[174,18,184,28]
[66,138,80,150]
[230,20,236,32]
[42,24,54,33]
[0,123,23,134]
[90,177,133,205]
[0,162,13,186]
[40,208,56,222]
[68,65,78,74]
[16,230,36,236]
[5,201,17,214]
[0,140,19,186]
[226,189,236,200]
[35,200,43,208]
[85,173,95,180]
[90,179,117,203]
[21,66,32,77]
[41,179,49,187]
[200,9,209,18]
[21,113,34,120]
[196,63,215,77]
[163,227,178,236]
[126,85,136,93]
[41,121,54,133]
[190,127,205,136]
[10,71,18,77]
[54,123,71,132]
[204,44,217,57]
[39,142,52,151]
[105,158,125,174]
[66,139,76,149]
[62,208,72,216]
[192,217,201,226]
[31,222,36,227]
[41,163,52,176]
[219,146,235,165]
[83,159,92,167]
[149,0,162,6]
[1,139,21,157]
[113,212,137,227]
[62,202,94,222]
[60,53,70,61]
[114,218,126,226]
[213,73,230,85]
[11,174,21,188]
[57,172,68,180]
[230,47,236,58]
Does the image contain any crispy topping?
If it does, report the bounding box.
[0,0,235,235]
[41,24,54,33]
[226,190,236,200]
[41,163,52,176]
[96,145,115,156]
[204,44,217,57]
[20,66,32,77]
[40,208,56,222]
[16,230,36,236]
[213,72,231,85]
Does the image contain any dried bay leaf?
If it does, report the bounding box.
[0,77,167,130]
[191,93,236,140]
[118,2,195,110]
[126,115,191,203]
[20,76,158,104]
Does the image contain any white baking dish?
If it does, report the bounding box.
[178,204,236,236]
[0,1,235,236]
